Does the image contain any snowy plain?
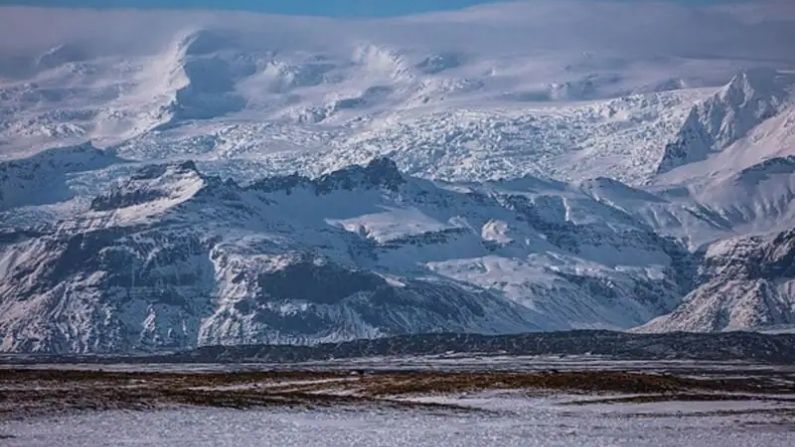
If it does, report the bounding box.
[3,392,794,447]
[4,354,795,446]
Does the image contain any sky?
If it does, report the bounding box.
[0,0,749,17]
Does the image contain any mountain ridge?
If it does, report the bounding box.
[0,158,697,353]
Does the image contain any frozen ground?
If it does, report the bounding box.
[3,392,793,446]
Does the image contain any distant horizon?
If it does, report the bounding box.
[0,0,754,17]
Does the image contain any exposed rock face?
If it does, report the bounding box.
[637,228,795,333]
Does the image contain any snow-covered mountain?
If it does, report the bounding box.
[0,158,697,352]
[2,1,795,351]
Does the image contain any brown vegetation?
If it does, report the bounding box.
[2,368,794,420]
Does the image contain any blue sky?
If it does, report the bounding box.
[0,0,747,16]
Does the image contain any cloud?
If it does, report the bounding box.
[0,0,793,79]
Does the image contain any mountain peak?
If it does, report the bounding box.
[314,157,405,194]
[656,68,791,174]
[720,67,783,104]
